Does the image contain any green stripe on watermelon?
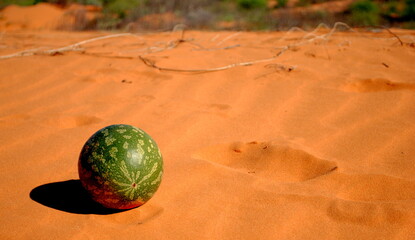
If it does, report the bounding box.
[78,124,163,209]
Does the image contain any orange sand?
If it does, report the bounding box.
[0,3,99,31]
[1,7,415,240]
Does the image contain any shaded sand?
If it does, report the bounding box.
[1,27,415,240]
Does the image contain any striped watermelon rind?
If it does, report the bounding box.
[78,124,163,209]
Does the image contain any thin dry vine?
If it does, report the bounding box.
[139,55,278,73]
[1,22,413,74]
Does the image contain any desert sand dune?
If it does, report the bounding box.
[1,12,415,240]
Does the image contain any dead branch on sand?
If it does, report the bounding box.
[139,55,278,73]
[45,33,139,54]
[215,32,242,46]
[0,47,47,59]
[191,44,241,51]
[2,22,413,75]
[138,22,352,73]
[0,33,138,59]
[382,27,405,46]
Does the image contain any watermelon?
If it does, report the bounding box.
[78,124,163,209]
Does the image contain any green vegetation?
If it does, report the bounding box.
[296,0,333,7]
[381,0,405,20]
[404,0,415,20]
[296,0,312,7]
[1,0,36,8]
[349,0,380,26]
[99,0,142,29]
[275,0,289,8]
[236,0,267,9]
[1,0,415,30]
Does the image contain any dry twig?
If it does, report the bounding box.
[45,33,138,54]
[192,44,241,51]
[0,33,138,59]
[383,27,404,46]
[137,23,354,73]
[139,55,277,73]
[0,47,46,59]
[216,32,241,46]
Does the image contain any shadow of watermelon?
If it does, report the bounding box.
[30,180,128,215]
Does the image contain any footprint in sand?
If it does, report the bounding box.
[204,103,231,117]
[193,141,338,182]
[0,113,31,125]
[42,114,102,129]
[135,94,155,103]
[93,204,164,225]
[343,78,415,92]
[326,174,415,226]
[207,103,231,111]
[79,69,172,84]
[78,67,123,83]
[327,199,406,226]
[335,174,415,202]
